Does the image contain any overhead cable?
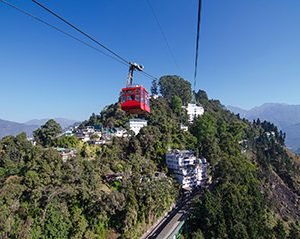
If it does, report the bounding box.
[32,0,130,65]
[193,0,202,92]
[0,0,128,66]
[31,0,158,80]
[146,0,181,73]
[141,71,158,81]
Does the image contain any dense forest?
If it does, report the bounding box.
[0,75,299,238]
[186,91,300,238]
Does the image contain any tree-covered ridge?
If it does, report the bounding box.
[185,91,300,238]
[0,75,299,238]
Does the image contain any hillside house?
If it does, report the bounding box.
[183,103,204,122]
[55,147,77,162]
[63,130,74,137]
[166,150,207,190]
[112,128,128,138]
[128,118,148,135]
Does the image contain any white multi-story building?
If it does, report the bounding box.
[166,150,207,190]
[128,118,148,135]
[183,103,204,122]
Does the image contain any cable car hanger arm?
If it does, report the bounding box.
[127,62,144,86]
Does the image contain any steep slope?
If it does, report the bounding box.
[284,123,300,152]
[185,91,300,238]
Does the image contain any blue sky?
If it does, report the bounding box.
[1,0,300,122]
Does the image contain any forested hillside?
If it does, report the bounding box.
[0,75,299,239]
[186,92,300,238]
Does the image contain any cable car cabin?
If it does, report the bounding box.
[120,85,150,114]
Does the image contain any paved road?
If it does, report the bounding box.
[143,189,201,239]
[152,207,187,239]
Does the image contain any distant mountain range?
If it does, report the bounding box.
[0,119,38,139]
[24,118,77,129]
[0,118,78,139]
[227,103,300,152]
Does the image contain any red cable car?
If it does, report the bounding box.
[120,63,150,114]
[120,85,150,114]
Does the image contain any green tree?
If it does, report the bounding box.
[151,79,159,96]
[288,223,300,239]
[159,75,192,105]
[88,113,99,126]
[191,230,205,239]
[171,95,182,115]
[54,135,80,148]
[273,220,287,239]
[190,113,219,161]
[42,203,72,239]
[195,89,208,102]
[33,119,62,147]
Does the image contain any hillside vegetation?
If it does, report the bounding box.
[227,103,300,153]
[186,92,300,238]
[0,75,299,239]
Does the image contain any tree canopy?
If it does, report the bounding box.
[33,119,62,147]
[159,75,192,105]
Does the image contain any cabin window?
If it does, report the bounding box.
[143,92,149,105]
[141,94,144,103]
[121,95,126,103]
[136,90,140,101]
[128,94,135,101]
[127,90,133,94]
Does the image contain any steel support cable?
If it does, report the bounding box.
[32,0,158,80]
[193,0,202,92]
[0,0,158,80]
[0,0,128,66]
[141,71,158,80]
[32,0,130,65]
[146,0,181,73]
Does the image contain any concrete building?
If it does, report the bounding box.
[27,137,36,146]
[75,126,102,143]
[128,118,148,135]
[183,103,204,122]
[85,126,95,134]
[63,130,74,137]
[55,148,77,162]
[112,128,128,138]
[75,132,90,142]
[166,150,207,190]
